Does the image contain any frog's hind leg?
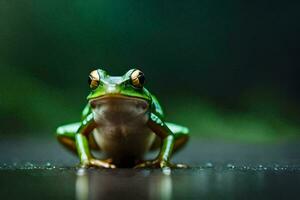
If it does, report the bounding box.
[150,122,189,153]
[166,122,189,153]
[56,122,99,153]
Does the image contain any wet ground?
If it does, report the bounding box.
[0,137,300,199]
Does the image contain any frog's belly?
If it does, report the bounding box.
[90,96,156,162]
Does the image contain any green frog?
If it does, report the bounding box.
[56,68,189,168]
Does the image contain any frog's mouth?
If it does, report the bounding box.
[89,95,150,123]
[89,95,149,109]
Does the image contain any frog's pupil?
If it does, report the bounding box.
[138,73,145,85]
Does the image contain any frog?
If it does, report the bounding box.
[56,68,189,168]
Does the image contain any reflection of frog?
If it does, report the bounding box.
[56,69,189,168]
[75,169,172,200]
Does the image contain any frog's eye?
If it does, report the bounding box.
[130,69,145,88]
[88,70,100,89]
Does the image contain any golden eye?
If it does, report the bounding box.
[88,70,100,89]
[130,69,145,88]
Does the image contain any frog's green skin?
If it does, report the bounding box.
[56,69,189,168]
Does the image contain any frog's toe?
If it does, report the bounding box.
[172,163,189,168]
[134,159,170,169]
[80,159,116,169]
[91,159,116,169]
[103,158,114,164]
[134,160,154,169]
[134,159,188,169]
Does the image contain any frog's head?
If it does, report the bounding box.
[87,68,152,107]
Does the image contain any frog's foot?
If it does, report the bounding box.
[80,158,116,169]
[134,159,188,169]
[103,158,114,164]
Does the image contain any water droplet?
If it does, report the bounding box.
[45,162,52,169]
[204,162,213,168]
[226,163,235,169]
[23,162,34,169]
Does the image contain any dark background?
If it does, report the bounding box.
[1,0,300,142]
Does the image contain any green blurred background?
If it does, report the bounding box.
[1,0,299,142]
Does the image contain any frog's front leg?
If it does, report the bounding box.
[135,113,188,169]
[75,113,116,168]
[57,114,115,169]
